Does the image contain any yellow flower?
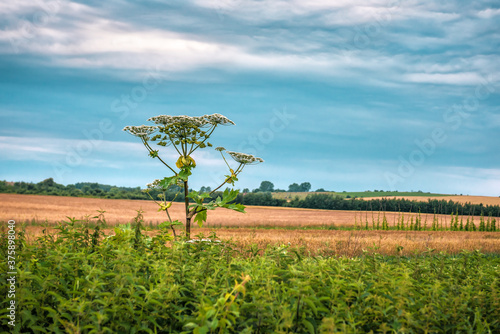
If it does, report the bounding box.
[176,155,196,168]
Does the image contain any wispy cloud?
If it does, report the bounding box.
[404,72,486,85]
[0,0,499,195]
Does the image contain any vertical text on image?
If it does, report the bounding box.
[6,220,17,327]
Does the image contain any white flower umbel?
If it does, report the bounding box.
[147,115,208,127]
[145,179,162,190]
[226,151,264,165]
[147,113,234,127]
[203,113,235,126]
[123,125,157,140]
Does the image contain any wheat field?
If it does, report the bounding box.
[2,193,499,256]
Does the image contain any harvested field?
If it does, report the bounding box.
[206,229,500,256]
[16,226,500,257]
[0,193,490,229]
[362,195,500,206]
[3,194,500,256]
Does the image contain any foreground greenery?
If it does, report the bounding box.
[1,218,499,333]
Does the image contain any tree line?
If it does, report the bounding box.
[234,192,500,217]
[0,179,153,200]
[243,181,314,193]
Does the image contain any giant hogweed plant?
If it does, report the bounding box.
[124,114,263,239]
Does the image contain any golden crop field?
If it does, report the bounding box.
[272,191,500,206]
[361,195,500,206]
[2,193,499,256]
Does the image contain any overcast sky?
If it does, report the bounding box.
[1,0,499,195]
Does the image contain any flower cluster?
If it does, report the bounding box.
[123,125,157,140]
[148,115,206,127]
[203,113,235,126]
[147,113,234,127]
[145,179,162,189]
[226,151,264,165]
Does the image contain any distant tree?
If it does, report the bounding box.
[242,188,250,193]
[199,186,212,193]
[40,178,56,187]
[299,182,311,192]
[81,185,91,194]
[91,188,104,196]
[288,183,301,192]
[315,188,326,192]
[259,181,274,192]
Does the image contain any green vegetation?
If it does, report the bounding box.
[351,211,497,232]
[2,214,499,333]
[0,179,152,200]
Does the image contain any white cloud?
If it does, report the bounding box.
[404,72,485,85]
[1,0,498,90]
[476,8,500,19]
[0,135,225,170]
[431,166,500,196]
[0,135,67,161]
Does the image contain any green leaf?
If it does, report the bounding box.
[303,297,318,316]
[194,210,207,228]
[209,318,219,330]
[188,191,211,205]
[194,326,209,334]
[159,176,179,190]
[179,167,192,180]
[158,220,183,229]
[302,319,316,334]
[224,203,246,213]
[221,188,239,204]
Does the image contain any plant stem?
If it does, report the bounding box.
[209,163,244,195]
[189,125,216,155]
[142,139,178,175]
[184,180,191,239]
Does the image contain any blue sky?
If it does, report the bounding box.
[1,0,499,195]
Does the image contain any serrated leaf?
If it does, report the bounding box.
[159,176,179,190]
[303,298,318,316]
[194,325,210,334]
[179,167,192,180]
[194,210,207,227]
[302,319,315,334]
